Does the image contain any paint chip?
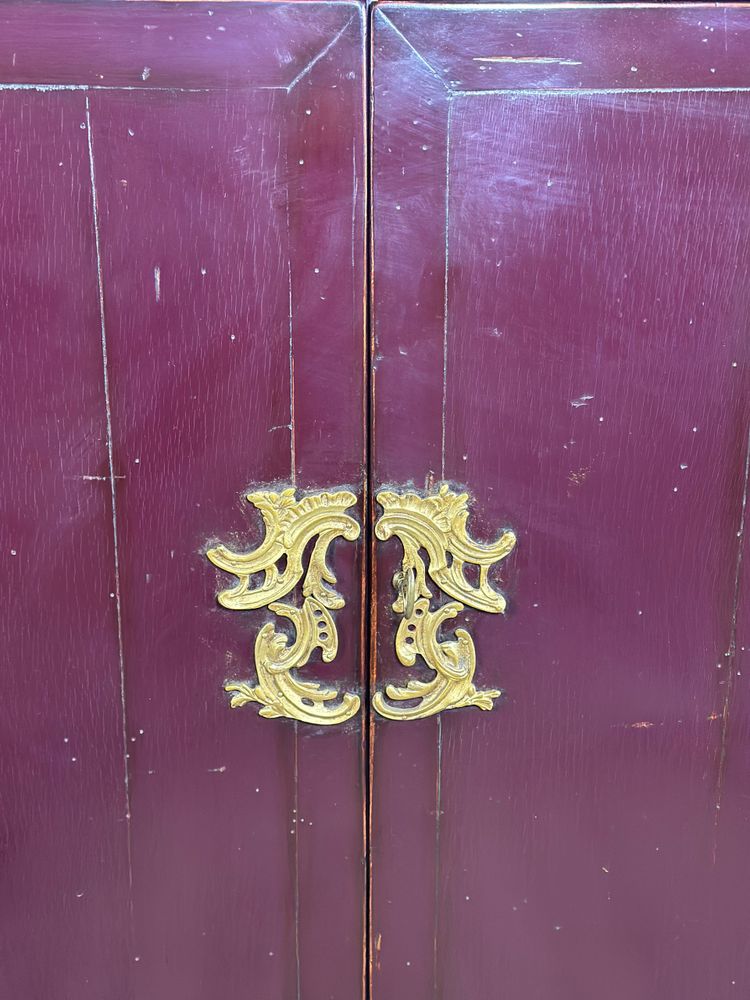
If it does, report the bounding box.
[570,394,594,408]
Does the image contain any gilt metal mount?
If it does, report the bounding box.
[207,488,361,726]
[373,485,516,721]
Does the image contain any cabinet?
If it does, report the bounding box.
[1,3,748,999]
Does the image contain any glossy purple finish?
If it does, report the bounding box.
[369,17,450,992]
[372,5,750,999]
[0,0,353,89]
[1,4,365,999]
[0,89,131,999]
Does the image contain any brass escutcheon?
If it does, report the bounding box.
[207,488,361,726]
[373,485,516,721]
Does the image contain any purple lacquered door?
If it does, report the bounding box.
[0,3,366,999]
[371,5,750,999]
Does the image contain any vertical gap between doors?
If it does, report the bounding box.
[364,3,375,999]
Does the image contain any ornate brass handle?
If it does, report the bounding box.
[207,485,514,726]
[207,488,361,726]
[373,485,516,721]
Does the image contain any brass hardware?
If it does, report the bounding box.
[373,485,516,721]
[395,565,416,620]
[207,488,361,725]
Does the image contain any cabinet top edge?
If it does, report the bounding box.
[374,2,750,10]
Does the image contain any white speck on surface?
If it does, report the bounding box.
[630,65,638,72]
[598,416,604,423]
[732,361,738,367]
[298,158,304,165]
[64,737,69,743]
[693,426,698,432]
[141,67,151,81]
[673,487,678,493]
[208,766,227,773]
[127,128,134,137]
[134,458,140,464]
[305,108,311,115]
[10,549,16,556]
[71,757,77,763]
[153,266,160,302]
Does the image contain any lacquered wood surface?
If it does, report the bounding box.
[0,4,366,998]
[0,88,131,1000]
[371,5,750,998]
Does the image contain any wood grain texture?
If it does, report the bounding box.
[372,5,750,999]
[0,0,355,90]
[380,2,750,93]
[285,12,368,999]
[0,90,131,998]
[1,4,365,999]
[369,16,451,998]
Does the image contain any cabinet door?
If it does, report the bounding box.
[0,4,366,999]
[371,5,750,998]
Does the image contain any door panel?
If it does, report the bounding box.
[0,88,131,1000]
[0,4,366,999]
[371,5,750,998]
